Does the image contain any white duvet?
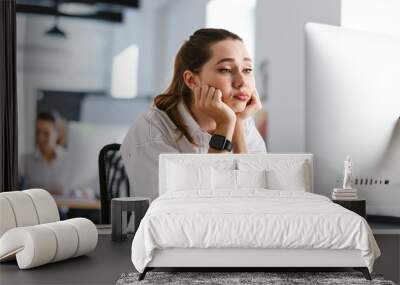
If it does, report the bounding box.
[131,189,380,273]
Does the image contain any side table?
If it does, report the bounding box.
[332,199,366,218]
[111,197,150,241]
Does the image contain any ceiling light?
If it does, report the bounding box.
[58,2,98,16]
[45,17,67,38]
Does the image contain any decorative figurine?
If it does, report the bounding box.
[343,155,353,190]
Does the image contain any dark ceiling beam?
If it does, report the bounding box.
[61,0,140,8]
[16,4,123,22]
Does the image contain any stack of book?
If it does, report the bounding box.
[332,188,358,200]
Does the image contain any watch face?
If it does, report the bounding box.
[210,134,226,149]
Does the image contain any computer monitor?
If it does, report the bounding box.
[305,23,400,218]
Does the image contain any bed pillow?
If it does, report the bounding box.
[211,168,268,190]
[266,161,307,191]
[237,159,310,192]
[212,169,237,190]
[236,169,268,189]
[167,162,213,191]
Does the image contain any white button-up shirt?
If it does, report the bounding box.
[20,146,70,194]
[121,101,267,200]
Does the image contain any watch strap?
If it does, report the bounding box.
[223,139,233,152]
[209,134,233,152]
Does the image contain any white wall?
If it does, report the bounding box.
[110,0,209,96]
[342,0,400,37]
[81,96,152,125]
[110,1,161,97]
[18,14,114,154]
[155,0,209,92]
[255,0,341,152]
[17,0,209,156]
[206,0,256,60]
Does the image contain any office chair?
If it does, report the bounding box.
[98,143,130,224]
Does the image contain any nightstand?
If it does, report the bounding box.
[111,197,150,242]
[332,199,366,218]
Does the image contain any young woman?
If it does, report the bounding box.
[121,28,267,200]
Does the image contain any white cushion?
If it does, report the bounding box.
[65,218,98,257]
[236,169,268,189]
[23,189,60,224]
[0,225,58,269]
[0,191,39,227]
[0,189,60,238]
[212,169,237,190]
[42,221,79,262]
[167,162,213,191]
[212,169,268,190]
[159,154,313,194]
[159,155,236,195]
[0,219,97,269]
[267,162,307,191]
[238,159,310,192]
[0,196,17,237]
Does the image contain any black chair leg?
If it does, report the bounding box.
[138,268,148,281]
[354,267,372,280]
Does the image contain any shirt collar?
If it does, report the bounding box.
[34,145,64,161]
[177,101,211,145]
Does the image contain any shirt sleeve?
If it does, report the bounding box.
[121,114,179,201]
[245,118,267,153]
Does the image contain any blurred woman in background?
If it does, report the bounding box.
[20,111,69,195]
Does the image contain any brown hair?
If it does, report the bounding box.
[36,111,56,124]
[36,111,66,147]
[154,28,242,144]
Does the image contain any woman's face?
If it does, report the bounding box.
[36,119,58,152]
[197,39,256,113]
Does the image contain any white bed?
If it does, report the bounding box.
[131,154,380,280]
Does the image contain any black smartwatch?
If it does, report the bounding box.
[209,134,233,152]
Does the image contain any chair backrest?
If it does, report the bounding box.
[98,143,130,224]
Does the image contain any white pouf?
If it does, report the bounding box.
[24,189,60,223]
[0,189,98,269]
[0,196,17,237]
[1,191,39,227]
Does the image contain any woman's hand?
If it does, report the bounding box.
[193,85,236,125]
[236,90,262,122]
[232,90,261,153]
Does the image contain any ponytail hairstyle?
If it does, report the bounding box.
[154,28,242,144]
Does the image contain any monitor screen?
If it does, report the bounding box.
[305,23,400,218]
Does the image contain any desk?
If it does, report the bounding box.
[54,197,101,224]
[0,230,133,285]
[55,198,101,210]
[56,199,101,210]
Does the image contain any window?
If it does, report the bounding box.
[206,0,257,59]
[111,45,139,98]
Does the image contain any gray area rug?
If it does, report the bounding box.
[116,271,396,285]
